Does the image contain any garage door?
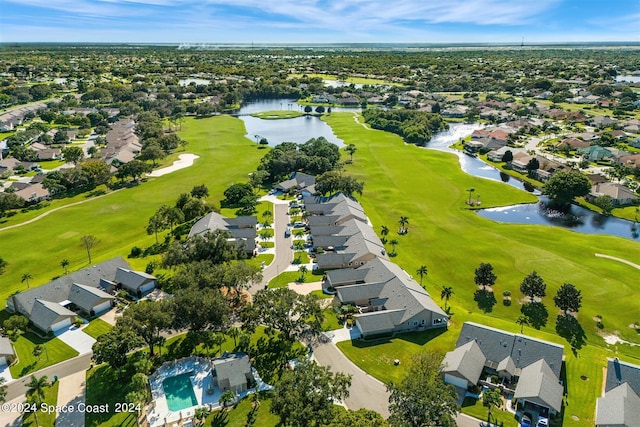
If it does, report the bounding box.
[51,318,72,334]
[444,373,468,389]
[140,283,155,294]
[92,300,111,315]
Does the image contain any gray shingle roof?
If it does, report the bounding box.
[188,212,257,250]
[69,283,115,313]
[212,352,252,389]
[275,172,316,192]
[606,358,640,397]
[596,382,640,427]
[0,336,15,357]
[10,257,129,321]
[514,359,564,413]
[442,340,486,385]
[456,322,564,378]
[355,309,404,335]
[115,268,157,293]
[30,299,76,332]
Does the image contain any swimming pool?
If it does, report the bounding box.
[162,373,198,412]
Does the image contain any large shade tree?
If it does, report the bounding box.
[474,262,497,290]
[520,271,547,302]
[554,283,583,316]
[387,351,459,427]
[271,359,351,427]
[543,170,591,207]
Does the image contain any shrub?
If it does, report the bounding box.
[129,246,143,258]
[503,290,511,297]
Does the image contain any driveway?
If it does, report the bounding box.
[55,325,96,355]
[55,370,88,427]
[249,196,293,294]
[0,362,13,383]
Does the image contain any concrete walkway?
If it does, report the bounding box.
[55,326,96,355]
[55,370,88,427]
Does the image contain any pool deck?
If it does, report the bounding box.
[147,357,222,427]
[146,356,273,427]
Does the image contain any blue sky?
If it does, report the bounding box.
[1,0,639,44]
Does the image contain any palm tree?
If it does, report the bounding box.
[380,225,389,238]
[0,377,7,403]
[194,407,211,426]
[345,143,357,161]
[26,374,49,407]
[467,187,475,205]
[441,286,454,311]
[298,265,308,281]
[416,265,428,286]
[389,239,399,251]
[219,390,236,408]
[398,216,409,234]
[226,326,240,348]
[21,272,32,288]
[516,315,529,334]
[60,258,69,275]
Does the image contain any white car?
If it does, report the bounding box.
[536,417,549,427]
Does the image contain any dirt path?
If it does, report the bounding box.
[595,253,640,270]
[0,189,123,232]
[352,113,371,130]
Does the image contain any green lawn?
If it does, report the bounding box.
[267,270,323,288]
[321,306,342,331]
[251,110,304,119]
[22,380,59,427]
[245,253,275,269]
[38,159,66,170]
[0,116,265,309]
[10,332,79,378]
[204,391,280,427]
[461,396,518,427]
[292,251,310,264]
[85,365,139,427]
[82,318,113,339]
[323,112,640,427]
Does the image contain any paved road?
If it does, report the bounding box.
[312,339,391,418]
[249,197,293,294]
[3,353,92,403]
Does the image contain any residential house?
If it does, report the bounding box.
[595,358,640,427]
[554,137,590,151]
[0,336,16,366]
[590,116,618,128]
[579,146,614,162]
[188,211,257,254]
[589,182,638,206]
[335,258,447,337]
[114,268,158,297]
[274,172,316,196]
[617,153,640,168]
[14,183,50,203]
[101,119,142,166]
[487,146,522,162]
[211,352,254,394]
[5,257,134,333]
[442,322,564,416]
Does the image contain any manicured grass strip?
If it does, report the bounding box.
[267,270,322,288]
[321,307,342,331]
[204,391,280,427]
[85,365,138,427]
[82,318,112,339]
[244,253,275,270]
[292,251,310,264]
[22,380,59,427]
[311,289,333,300]
[251,110,304,119]
[461,396,518,427]
[9,332,79,378]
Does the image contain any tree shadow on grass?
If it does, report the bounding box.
[474,289,497,313]
[211,409,229,427]
[555,315,586,351]
[521,302,548,329]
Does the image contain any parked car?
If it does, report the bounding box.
[284,227,291,237]
[536,417,549,427]
[292,222,306,228]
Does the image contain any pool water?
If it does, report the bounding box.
[162,373,198,412]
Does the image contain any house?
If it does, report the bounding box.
[211,352,254,394]
[14,183,50,203]
[595,358,640,427]
[335,258,448,337]
[442,322,564,416]
[579,146,614,162]
[554,137,590,151]
[5,257,145,333]
[274,172,316,196]
[101,119,142,166]
[617,153,640,168]
[441,340,486,389]
[114,268,158,297]
[589,182,638,206]
[188,211,257,254]
[0,336,16,365]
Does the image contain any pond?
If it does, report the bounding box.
[477,196,639,240]
[615,75,640,83]
[236,99,359,147]
[425,123,638,241]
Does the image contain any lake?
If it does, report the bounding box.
[237,99,356,147]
